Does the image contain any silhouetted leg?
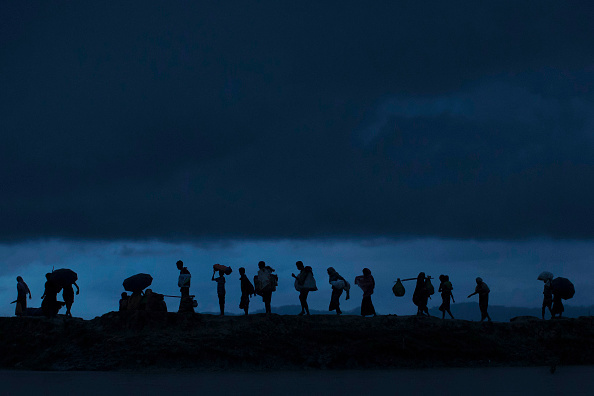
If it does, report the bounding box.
[218,293,225,315]
[329,288,343,314]
[299,290,309,315]
[263,291,272,314]
[447,309,454,319]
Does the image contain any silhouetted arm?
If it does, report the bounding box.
[74,282,80,295]
[467,291,477,298]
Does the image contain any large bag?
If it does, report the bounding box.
[178,273,191,287]
[392,279,405,297]
[302,272,317,291]
[254,275,263,295]
[551,277,575,300]
[330,279,346,290]
[51,268,78,288]
[213,264,232,275]
[270,273,279,292]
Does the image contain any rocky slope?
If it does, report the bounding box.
[1,312,593,371]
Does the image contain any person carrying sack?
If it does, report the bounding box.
[292,261,317,316]
[413,272,431,317]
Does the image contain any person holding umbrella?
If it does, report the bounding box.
[50,269,79,317]
[123,273,153,311]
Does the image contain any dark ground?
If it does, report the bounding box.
[1,312,593,371]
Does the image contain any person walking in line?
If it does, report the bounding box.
[16,276,32,315]
[355,268,376,317]
[413,272,431,317]
[256,261,276,314]
[327,267,349,315]
[41,273,63,318]
[212,267,226,316]
[176,260,194,313]
[292,261,317,315]
[119,292,129,312]
[468,277,492,322]
[239,267,255,315]
[551,293,564,318]
[62,281,80,317]
[438,275,455,319]
[541,279,553,320]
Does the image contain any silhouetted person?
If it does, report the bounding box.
[327,267,348,315]
[413,272,431,317]
[239,267,255,315]
[551,294,564,318]
[468,277,491,322]
[145,289,167,312]
[257,261,275,314]
[355,268,376,317]
[119,292,129,312]
[62,281,80,317]
[127,290,144,311]
[177,260,194,313]
[41,273,63,318]
[16,276,32,315]
[438,275,454,319]
[212,268,226,315]
[292,261,317,315]
[541,279,553,320]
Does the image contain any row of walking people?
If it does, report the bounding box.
[131,260,500,320]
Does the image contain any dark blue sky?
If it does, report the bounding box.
[1,2,594,317]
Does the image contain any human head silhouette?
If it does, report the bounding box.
[176,260,184,270]
[296,261,304,271]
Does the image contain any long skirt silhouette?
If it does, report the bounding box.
[329,288,343,312]
[361,295,376,316]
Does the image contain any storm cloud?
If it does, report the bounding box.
[2,1,594,241]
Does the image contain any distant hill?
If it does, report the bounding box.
[243,303,594,322]
[428,302,594,322]
[251,304,361,316]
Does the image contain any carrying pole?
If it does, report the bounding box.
[398,276,432,282]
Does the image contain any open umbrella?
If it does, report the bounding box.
[551,277,575,300]
[51,268,78,288]
[537,271,554,281]
[123,273,153,292]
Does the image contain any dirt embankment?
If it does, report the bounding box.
[1,312,593,371]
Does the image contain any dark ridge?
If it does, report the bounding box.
[2,312,594,371]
